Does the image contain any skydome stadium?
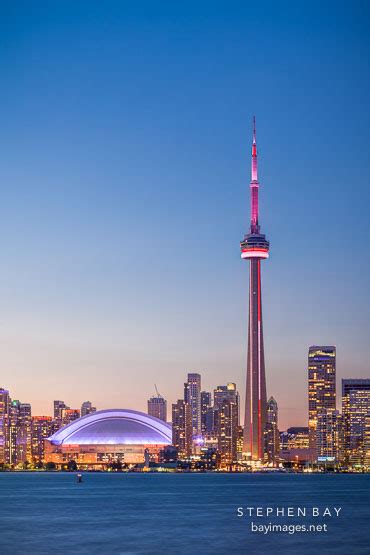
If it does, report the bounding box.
[44,409,172,468]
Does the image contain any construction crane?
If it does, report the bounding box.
[154,384,162,398]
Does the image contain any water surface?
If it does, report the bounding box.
[0,473,368,554]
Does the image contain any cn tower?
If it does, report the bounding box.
[241,118,269,460]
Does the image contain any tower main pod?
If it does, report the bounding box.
[241,118,270,461]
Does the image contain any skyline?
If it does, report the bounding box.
[1,3,370,429]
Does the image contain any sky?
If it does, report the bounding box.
[0,1,369,429]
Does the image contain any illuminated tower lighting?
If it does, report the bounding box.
[241,118,270,460]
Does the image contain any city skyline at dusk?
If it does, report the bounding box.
[1,3,370,429]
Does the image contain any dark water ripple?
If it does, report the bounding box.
[0,473,369,554]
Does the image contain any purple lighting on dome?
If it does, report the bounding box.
[47,409,172,446]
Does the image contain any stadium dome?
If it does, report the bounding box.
[47,409,172,446]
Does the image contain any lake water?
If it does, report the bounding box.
[0,473,369,554]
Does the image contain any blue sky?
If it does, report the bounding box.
[1,1,369,428]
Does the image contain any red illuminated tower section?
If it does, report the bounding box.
[241,118,269,460]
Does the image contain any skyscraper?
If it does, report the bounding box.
[0,388,10,464]
[308,346,336,451]
[217,398,238,467]
[148,395,167,422]
[241,119,270,460]
[54,400,68,419]
[184,373,201,437]
[200,391,212,435]
[31,416,53,463]
[17,403,32,464]
[81,401,96,417]
[265,396,279,465]
[316,409,343,464]
[61,408,80,425]
[342,379,370,468]
[172,399,192,459]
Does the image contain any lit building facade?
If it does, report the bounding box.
[147,395,167,423]
[81,401,96,417]
[308,346,336,453]
[32,416,53,463]
[200,391,212,435]
[279,427,315,464]
[241,119,269,461]
[172,399,192,459]
[217,398,238,467]
[316,409,343,464]
[265,396,279,465]
[61,408,80,426]
[17,403,32,463]
[342,379,370,468]
[45,409,172,468]
[184,373,201,437]
[54,400,68,419]
[0,388,10,464]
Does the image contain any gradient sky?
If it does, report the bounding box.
[1,1,369,429]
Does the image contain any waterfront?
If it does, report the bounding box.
[0,473,369,554]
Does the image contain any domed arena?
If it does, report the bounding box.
[44,409,172,469]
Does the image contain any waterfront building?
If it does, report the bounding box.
[200,391,212,435]
[172,399,192,459]
[308,346,336,453]
[17,403,32,463]
[241,119,270,460]
[342,379,370,468]
[0,389,10,464]
[147,395,167,423]
[279,427,315,464]
[236,425,244,457]
[286,427,310,449]
[265,396,279,465]
[81,401,96,417]
[217,398,238,467]
[184,373,201,436]
[45,409,171,468]
[316,409,343,464]
[8,399,20,465]
[32,416,53,463]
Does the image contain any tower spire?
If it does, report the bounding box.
[250,116,259,232]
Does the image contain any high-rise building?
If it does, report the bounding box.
[0,388,10,464]
[214,384,239,420]
[184,373,201,437]
[8,399,20,465]
[17,403,32,463]
[265,396,279,465]
[241,119,270,460]
[54,400,68,419]
[342,379,370,468]
[147,395,167,422]
[61,408,80,426]
[213,383,240,438]
[308,346,336,452]
[217,398,238,467]
[200,391,212,435]
[236,425,244,457]
[316,409,343,464]
[81,401,96,417]
[172,400,192,459]
[32,416,53,463]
